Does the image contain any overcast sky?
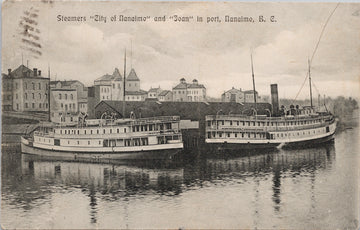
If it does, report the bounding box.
[2,1,360,100]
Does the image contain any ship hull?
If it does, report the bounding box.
[206,130,336,150]
[282,132,335,148]
[21,138,182,160]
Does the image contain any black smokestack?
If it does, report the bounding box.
[271,84,279,116]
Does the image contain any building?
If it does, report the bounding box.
[158,90,173,101]
[221,87,259,103]
[88,67,148,117]
[50,88,78,124]
[148,87,162,99]
[221,87,244,103]
[2,65,50,112]
[172,78,206,102]
[94,68,123,101]
[126,68,140,92]
[50,79,88,113]
[126,90,148,101]
[243,90,259,103]
[78,98,88,113]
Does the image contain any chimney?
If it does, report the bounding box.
[38,70,41,76]
[33,68,37,77]
[8,69,11,75]
[271,84,279,116]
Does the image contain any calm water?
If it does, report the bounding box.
[1,128,359,229]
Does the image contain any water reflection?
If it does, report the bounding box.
[2,141,337,228]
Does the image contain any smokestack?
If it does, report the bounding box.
[33,68,37,77]
[271,84,279,116]
[38,70,41,76]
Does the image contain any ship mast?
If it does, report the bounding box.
[308,58,313,108]
[123,49,126,118]
[251,53,257,111]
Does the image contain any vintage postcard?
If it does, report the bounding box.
[1,1,359,229]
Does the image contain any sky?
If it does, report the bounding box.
[2,1,360,100]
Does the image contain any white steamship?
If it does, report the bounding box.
[21,116,183,160]
[205,57,337,149]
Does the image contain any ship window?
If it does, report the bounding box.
[227,133,230,137]
[117,128,119,133]
[277,134,279,137]
[78,130,80,134]
[110,129,112,134]
[252,122,255,126]
[60,130,62,134]
[133,126,136,132]
[271,122,274,126]
[219,133,222,137]
[281,133,283,137]
[77,141,80,145]
[258,122,261,126]
[242,133,244,138]
[88,141,90,145]
[242,121,245,126]
[222,121,224,125]
[124,128,126,133]
[103,129,105,134]
[247,122,250,126]
[84,130,86,134]
[207,132,211,138]
[230,121,233,125]
[207,121,211,126]
[68,141,70,144]
[99,141,101,145]
[97,130,99,134]
[248,133,251,138]
[91,130,93,134]
[235,133,238,137]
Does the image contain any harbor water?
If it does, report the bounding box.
[1,127,359,229]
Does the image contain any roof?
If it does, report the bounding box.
[95,68,123,83]
[173,82,187,90]
[127,68,140,81]
[6,64,49,79]
[95,74,113,82]
[158,90,172,96]
[148,87,161,93]
[94,100,272,120]
[243,90,258,94]
[50,80,83,87]
[51,88,76,92]
[188,83,205,89]
[223,87,242,95]
[113,68,123,80]
[125,89,147,95]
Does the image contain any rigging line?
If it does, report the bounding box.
[292,3,340,102]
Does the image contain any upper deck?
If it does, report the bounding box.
[205,113,335,133]
[35,116,181,139]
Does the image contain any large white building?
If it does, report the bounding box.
[172,78,206,102]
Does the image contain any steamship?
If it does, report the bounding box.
[21,51,183,160]
[21,116,183,160]
[205,57,337,149]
